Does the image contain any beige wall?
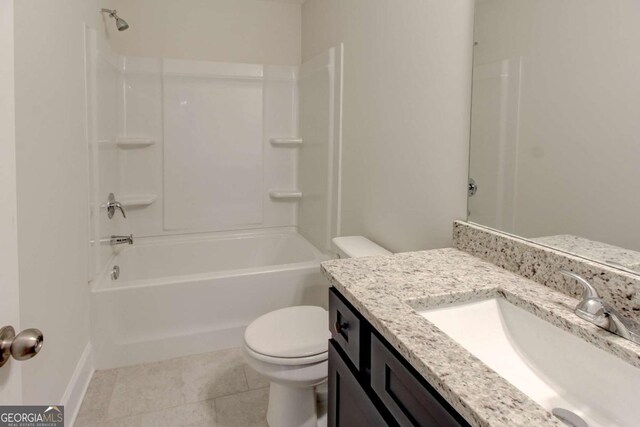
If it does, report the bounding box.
[0,0,22,403]
[106,0,301,65]
[13,0,107,405]
[302,0,474,252]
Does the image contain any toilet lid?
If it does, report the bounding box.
[244,306,329,359]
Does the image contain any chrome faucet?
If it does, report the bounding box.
[560,270,640,345]
[109,235,134,246]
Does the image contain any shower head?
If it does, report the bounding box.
[101,9,129,31]
[115,16,129,31]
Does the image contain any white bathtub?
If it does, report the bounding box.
[91,229,330,369]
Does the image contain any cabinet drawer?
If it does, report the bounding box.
[329,288,361,370]
[371,333,467,427]
[329,341,388,427]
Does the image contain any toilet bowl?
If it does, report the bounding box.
[243,236,390,427]
[244,306,330,427]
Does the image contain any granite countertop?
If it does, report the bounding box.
[532,234,640,273]
[320,248,640,427]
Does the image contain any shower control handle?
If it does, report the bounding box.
[0,326,44,368]
[105,193,127,219]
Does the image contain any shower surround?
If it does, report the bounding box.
[85,31,343,368]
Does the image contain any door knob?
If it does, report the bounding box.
[0,326,44,368]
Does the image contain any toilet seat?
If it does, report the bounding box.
[244,306,330,365]
[244,344,328,366]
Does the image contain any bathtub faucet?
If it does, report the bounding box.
[110,234,134,246]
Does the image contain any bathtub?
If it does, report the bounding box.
[91,229,330,369]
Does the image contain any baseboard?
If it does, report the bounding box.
[61,342,94,427]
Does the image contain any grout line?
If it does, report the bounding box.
[102,369,121,421]
[213,385,270,402]
[211,398,218,426]
[240,364,250,391]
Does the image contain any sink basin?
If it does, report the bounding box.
[419,298,640,427]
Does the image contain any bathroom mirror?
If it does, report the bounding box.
[467,0,640,274]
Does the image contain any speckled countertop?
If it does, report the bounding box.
[532,234,640,273]
[320,248,640,427]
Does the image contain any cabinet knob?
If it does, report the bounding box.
[334,320,349,335]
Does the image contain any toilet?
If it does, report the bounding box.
[243,236,391,427]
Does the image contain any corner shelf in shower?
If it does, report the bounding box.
[119,195,157,208]
[269,190,303,201]
[269,137,303,147]
[116,137,156,149]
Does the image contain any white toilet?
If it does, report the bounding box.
[243,236,391,427]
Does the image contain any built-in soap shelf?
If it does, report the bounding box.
[119,195,157,208]
[97,137,156,149]
[116,137,156,149]
[269,190,303,200]
[270,137,303,147]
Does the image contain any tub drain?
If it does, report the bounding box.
[552,408,588,427]
[111,265,120,280]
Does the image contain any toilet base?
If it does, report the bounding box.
[267,382,318,427]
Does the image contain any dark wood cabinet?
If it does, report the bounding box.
[371,333,464,427]
[329,287,470,427]
[329,289,362,370]
[328,341,388,427]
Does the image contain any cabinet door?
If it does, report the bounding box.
[328,341,388,427]
[371,334,468,427]
[329,288,361,370]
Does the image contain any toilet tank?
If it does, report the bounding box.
[331,236,391,259]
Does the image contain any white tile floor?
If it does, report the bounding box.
[74,348,270,427]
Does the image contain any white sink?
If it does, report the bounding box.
[419,298,640,427]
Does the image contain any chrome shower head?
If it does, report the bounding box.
[115,16,129,31]
[101,9,129,32]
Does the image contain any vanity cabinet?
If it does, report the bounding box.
[329,290,362,370]
[328,341,388,427]
[328,288,470,427]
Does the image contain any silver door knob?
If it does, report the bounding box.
[0,326,44,368]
